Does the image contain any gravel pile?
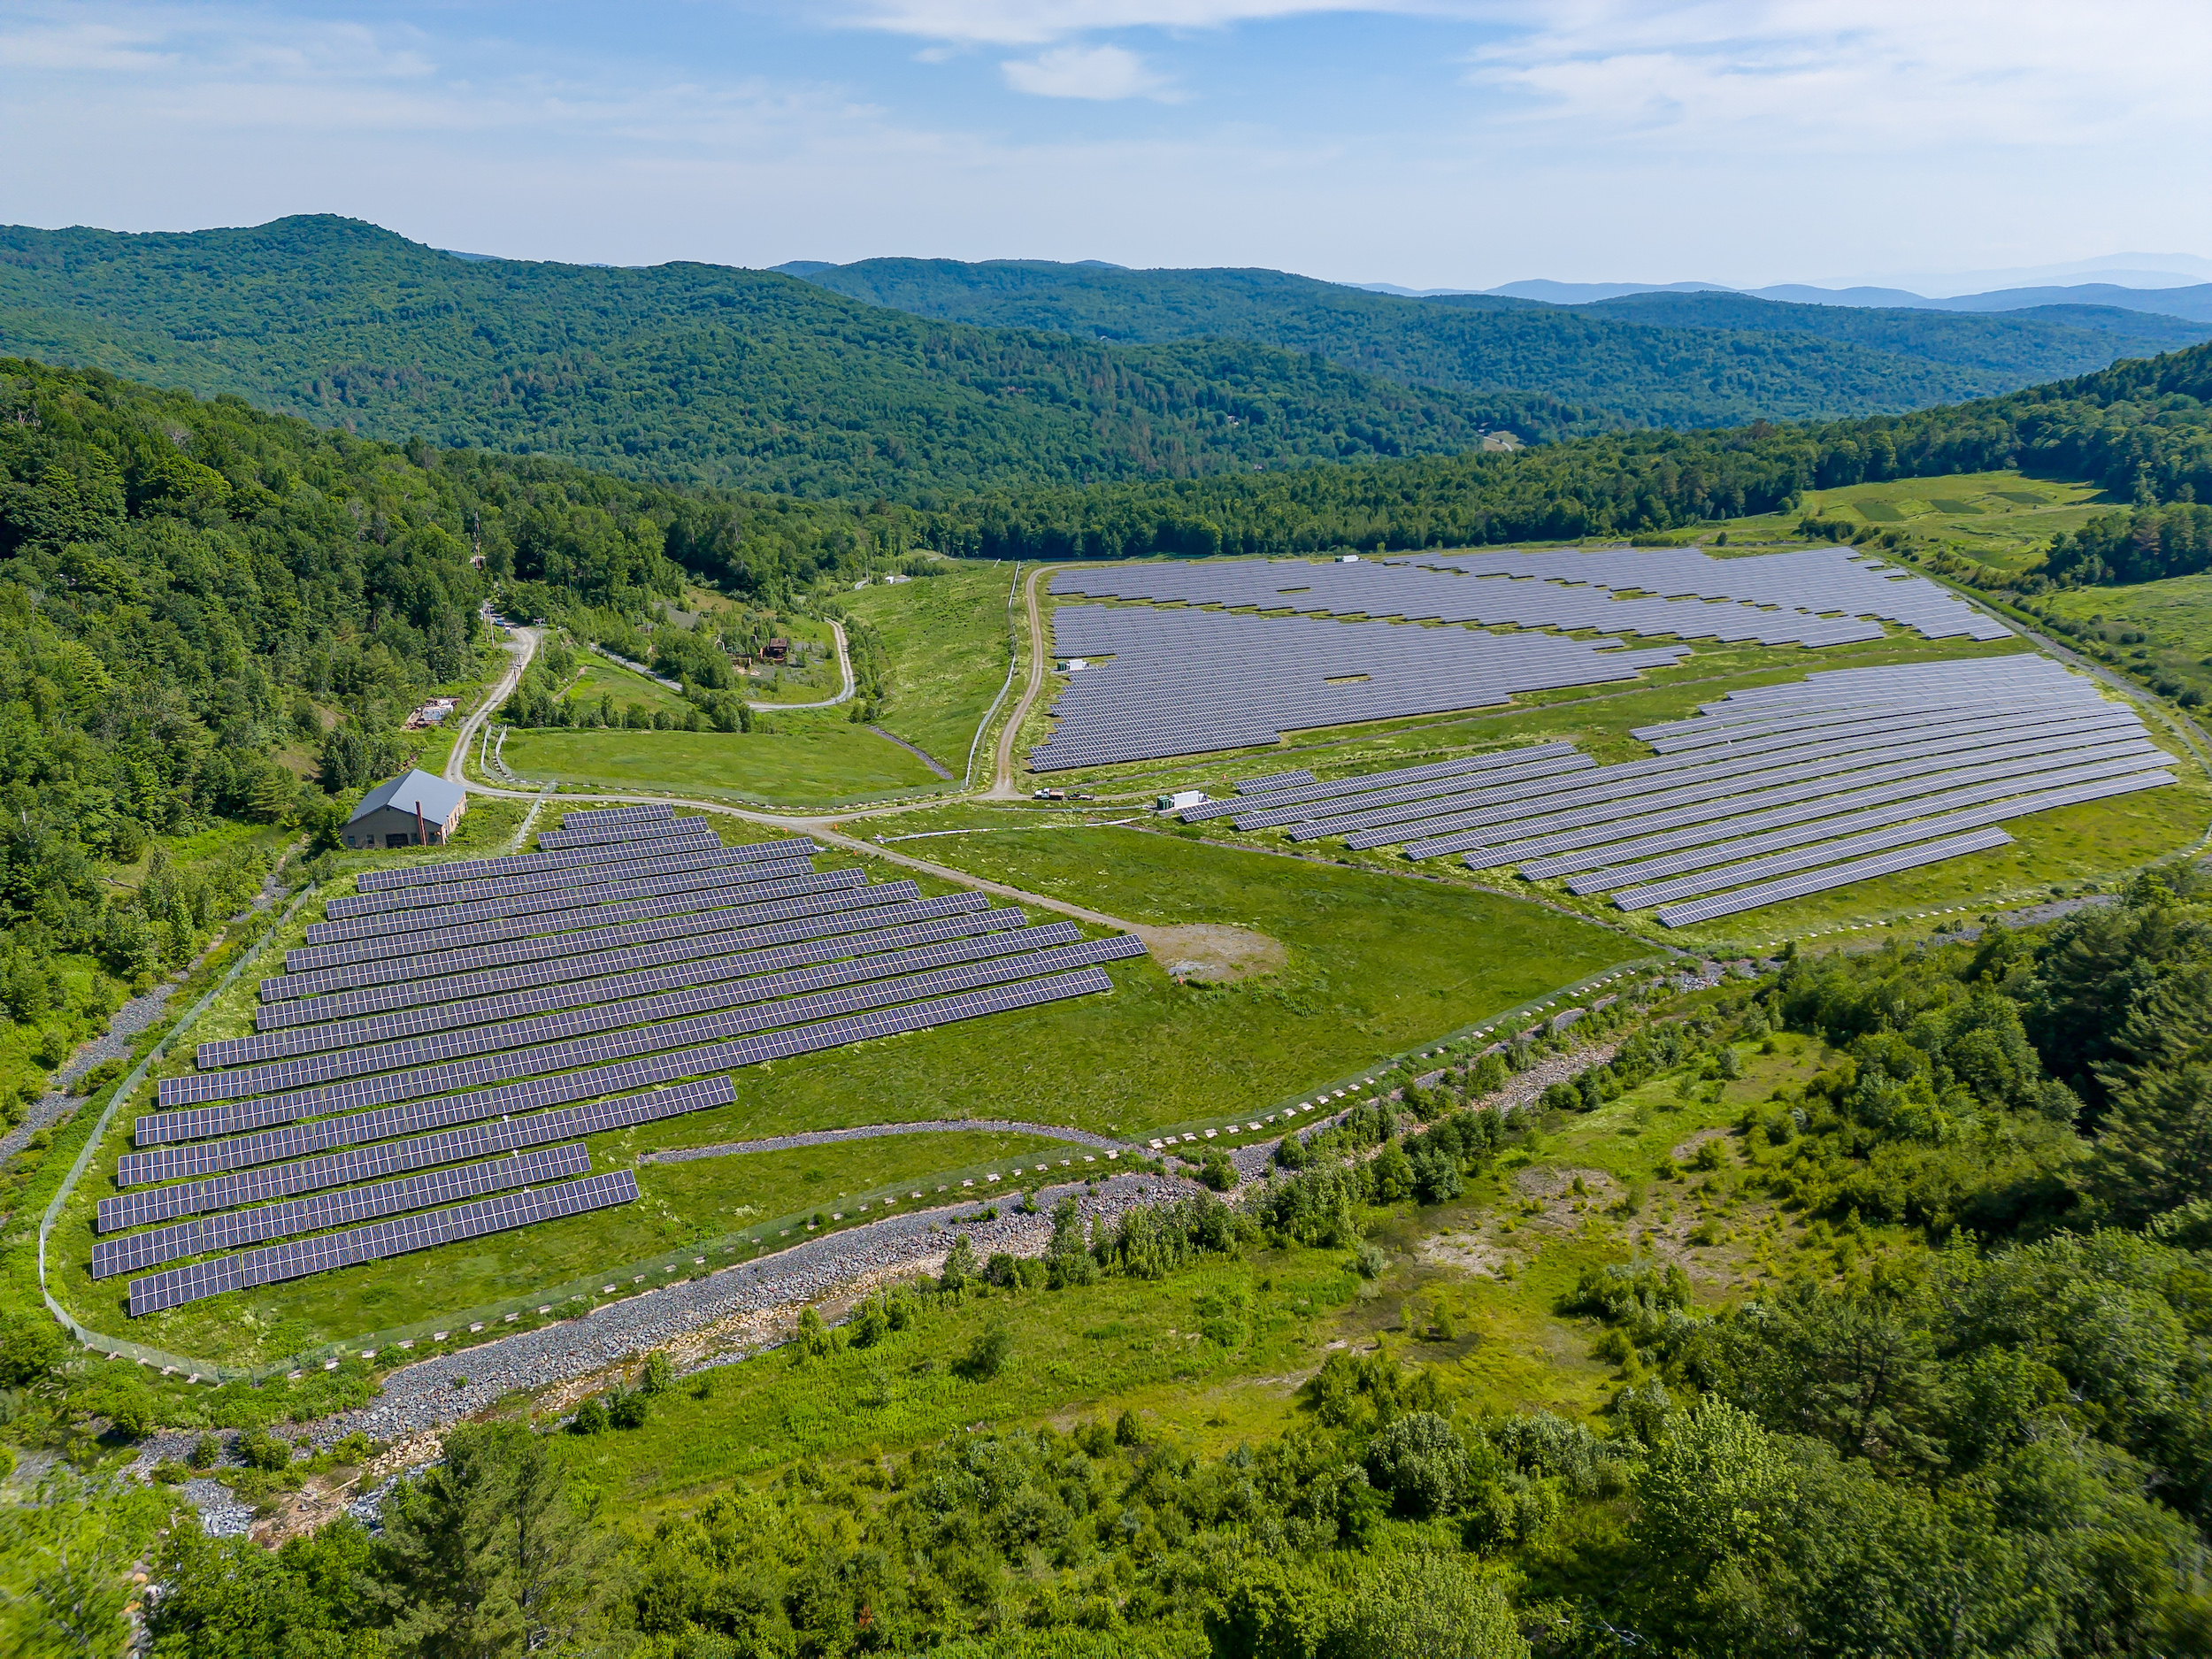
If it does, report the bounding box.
[641,1118,1130,1165]
[178,1477,255,1538]
[311,1171,1190,1449]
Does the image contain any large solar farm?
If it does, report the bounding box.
[49,538,2208,1370]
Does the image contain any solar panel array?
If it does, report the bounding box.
[94,1144,593,1278]
[1392,545,2013,641]
[354,821,718,895]
[1208,658,2175,928]
[1030,604,1683,771]
[104,818,1145,1316]
[128,1171,642,1317]
[1054,557,1885,648]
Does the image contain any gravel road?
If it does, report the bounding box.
[641,1118,1132,1165]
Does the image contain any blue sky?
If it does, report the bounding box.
[2,1,2205,290]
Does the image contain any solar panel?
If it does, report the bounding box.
[200,913,1064,1071]
[1568,755,2170,895]
[93,1144,592,1278]
[1238,772,1316,795]
[302,849,817,948]
[102,1079,731,1232]
[265,871,887,999]
[1652,828,2017,927]
[281,863,833,976]
[126,1170,641,1316]
[1610,771,2172,910]
[1364,707,2140,856]
[255,894,995,1033]
[120,966,1122,1187]
[534,818,707,850]
[560,803,673,829]
[1030,605,1684,771]
[326,828,739,918]
[1421,726,2154,868]
[356,821,715,895]
[1237,752,1596,833]
[142,934,1148,1136]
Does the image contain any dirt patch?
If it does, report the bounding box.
[1134,922,1287,984]
[1669,1126,1732,1163]
[1418,1232,1514,1279]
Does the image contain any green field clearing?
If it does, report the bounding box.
[564,1029,1833,1512]
[562,655,694,721]
[843,562,1017,773]
[2039,572,2212,707]
[1790,469,2116,572]
[504,720,944,807]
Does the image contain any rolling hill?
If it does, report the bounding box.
[795,257,2211,428]
[0,217,1574,500]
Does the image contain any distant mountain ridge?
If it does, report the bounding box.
[0,216,1578,499]
[794,257,2212,425]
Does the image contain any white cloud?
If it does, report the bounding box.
[1002,42,1170,97]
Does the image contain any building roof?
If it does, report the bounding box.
[349,768,468,826]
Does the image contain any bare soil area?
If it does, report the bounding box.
[1133,922,1288,984]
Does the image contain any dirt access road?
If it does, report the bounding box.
[449,611,1281,980]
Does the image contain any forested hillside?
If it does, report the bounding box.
[922,340,2212,559]
[0,218,1578,498]
[800,257,2210,428]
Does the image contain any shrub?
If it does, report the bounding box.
[958,1325,1012,1382]
[1366,1411,1470,1517]
[570,1398,609,1434]
[608,1388,649,1430]
[640,1350,675,1395]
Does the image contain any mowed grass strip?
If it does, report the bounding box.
[845,562,1017,769]
[503,718,943,807]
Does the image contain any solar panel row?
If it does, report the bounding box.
[355,818,710,895]
[197,915,1071,1076]
[103,1079,732,1232]
[1564,752,2165,894]
[1365,710,2140,856]
[266,870,883,998]
[93,1144,592,1278]
[325,827,739,919]
[1415,724,2150,867]
[1394,546,2011,642]
[121,967,1119,1187]
[1237,771,1316,795]
[534,818,702,850]
[251,895,1000,1035]
[1653,828,2018,927]
[1053,556,1886,648]
[280,864,847,976]
[127,1170,641,1316]
[560,803,673,829]
[1610,771,2171,910]
[145,934,1149,1135]
[1239,752,1595,833]
[301,852,818,948]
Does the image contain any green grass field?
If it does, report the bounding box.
[504,719,945,808]
[2039,572,2212,708]
[844,562,1018,774]
[557,1025,1839,1515]
[562,656,695,721]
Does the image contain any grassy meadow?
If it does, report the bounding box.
[843,561,1019,775]
[503,718,946,808]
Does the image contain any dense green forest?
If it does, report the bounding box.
[922,340,2212,558]
[0,218,1580,498]
[0,355,916,1130]
[119,872,2212,1658]
[798,257,2209,427]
